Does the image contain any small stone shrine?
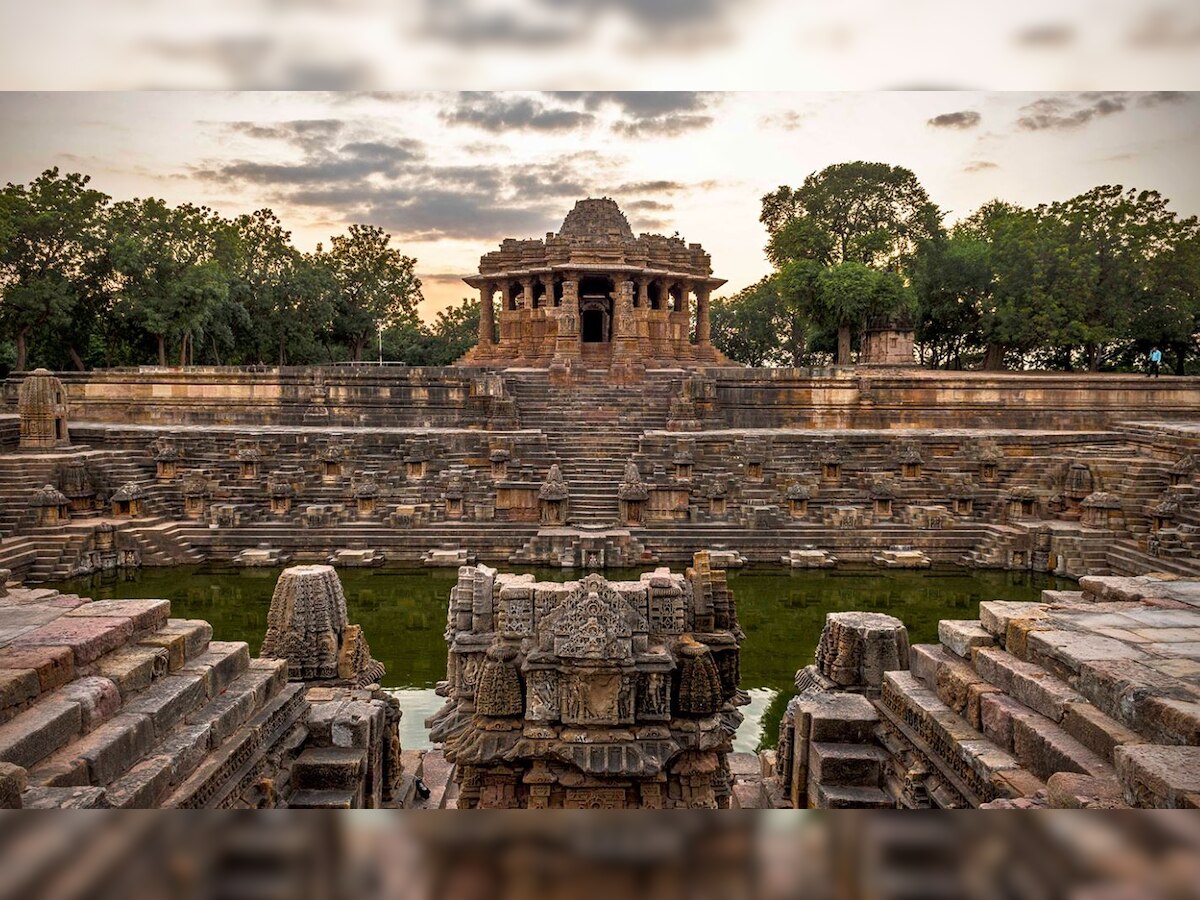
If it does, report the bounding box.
[427,550,747,808]
[18,368,70,450]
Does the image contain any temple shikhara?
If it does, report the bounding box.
[459,198,734,370]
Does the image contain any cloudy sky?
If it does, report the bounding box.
[1,91,1198,318]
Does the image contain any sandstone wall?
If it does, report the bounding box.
[7,366,1200,431]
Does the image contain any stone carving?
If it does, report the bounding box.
[428,551,746,808]
[17,369,70,450]
[785,482,812,518]
[259,564,385,687]
[811,611,911,694]
[1170,454,1197,485]
[1081,491,1122,528]
[538,464,570,525]
[110,482,146,517]
[618,458,649,525]
[32,484,70,526]
[58,459,97,512]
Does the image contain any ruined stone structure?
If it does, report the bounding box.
[427,551,747,808]
[18,368,70,450]
[768,574,1200,809]
[860,316,917,366]
[0,567,404,808]
[458,198,733,371]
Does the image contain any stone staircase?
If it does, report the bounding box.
[507,370,682,526]
[877,576,1200,808]
[0,587,306,808]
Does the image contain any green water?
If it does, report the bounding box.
[51,565,1070,752]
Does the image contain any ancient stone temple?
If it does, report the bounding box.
[18,369,70,450]
[458,198,734,370]
[428,551,747,808]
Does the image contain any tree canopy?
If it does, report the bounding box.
[0,168,460,373]
[713,160,1200,372]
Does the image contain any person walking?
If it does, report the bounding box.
[1148,346,1162,378]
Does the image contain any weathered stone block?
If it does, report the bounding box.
[94,646,168,696]
[0,668,40,717]
[65,599,170,634]
[1010,711,1111,781]
[808,742,885,788]
[56,676,121,732]
[1026,630,1146,681]
[122,673,208,738]
[0,761,27,808]
[1060,702,1146,763]
[0,646,74,693]
[180,642,250,699]
[1075,659,1197,733]
[1115,745,1200,808]
[971,647,1083,723]
[1137,697,1200,746]
[16,617,135,665]
[70,712,155,785]
[1046,772,1127,809]
[938,620,993,658]
[792,693,880,744]
[0,697,82,768]
[292,746,367,792]
[979,601,1045,640]
[138,620,212,670]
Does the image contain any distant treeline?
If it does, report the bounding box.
[711,161,1200,372]
[0,168,478,373]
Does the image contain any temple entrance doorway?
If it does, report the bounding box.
[581,305,608,342]
[578,276,614,344]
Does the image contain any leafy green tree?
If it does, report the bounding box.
[326,224,423,362]
[107,198,239,366]
[1045,186,1198,370]
[0,168,110,370]
[911,232,991,368]
[761,162,942,270]
[711,277,811,367]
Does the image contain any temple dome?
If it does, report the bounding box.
[558,198,634,241]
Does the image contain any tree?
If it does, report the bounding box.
[1045,186,1198,371]
[107,198,238,366]
[761,162,942,270]
[711,276,812,367]
[326,224,423,362]
[911,232,991,368]
[0,169,110,370]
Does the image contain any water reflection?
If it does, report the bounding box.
[52,565,1069,751]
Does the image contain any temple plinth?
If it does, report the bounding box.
[458,198,735,369]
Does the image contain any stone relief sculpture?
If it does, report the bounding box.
[428,550,747,808]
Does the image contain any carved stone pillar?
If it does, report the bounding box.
[613,280,637,359]
[636,277,650,309]
[554,276,581,360]
[478,284,495,348]
[521,277,536,310]
[695,284,711,346]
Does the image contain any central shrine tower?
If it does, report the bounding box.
[459,198,733,368]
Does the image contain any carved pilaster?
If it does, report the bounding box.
[554,276,581,360]
[695,284,711,346]
[613,279,638,359]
